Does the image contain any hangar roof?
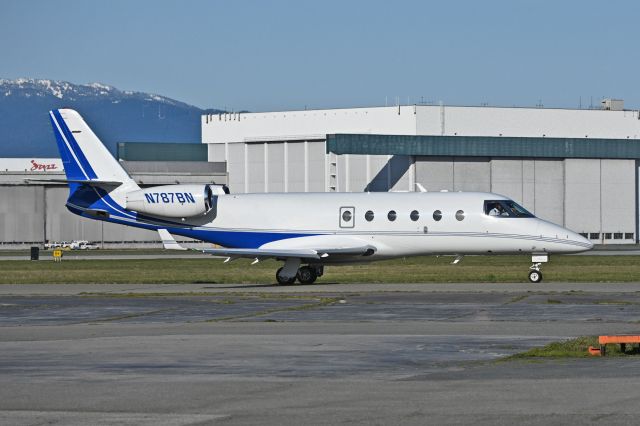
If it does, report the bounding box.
[326,134,640,159]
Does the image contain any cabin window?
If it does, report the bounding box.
[455,210,465,221]
[484,200,534,218]
[342,210,352,222]
[433,210,442,221]
[365,210,374,221]
[410,210,419,221]
[387,210,397,221]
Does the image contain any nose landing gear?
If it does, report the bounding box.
[528,253,548,283]
[528,264,543,283]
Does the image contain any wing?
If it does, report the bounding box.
[159,230,376,261]
[202,247,322,260]
[201,245,376,260]
[24,178,123,189]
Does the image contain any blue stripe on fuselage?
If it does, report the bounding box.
[167,228,314,248]
[74,208,315,248]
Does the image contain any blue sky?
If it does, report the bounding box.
[1,0,638,111]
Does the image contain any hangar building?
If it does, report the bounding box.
[0,146,226,248]
[203,101,640,245]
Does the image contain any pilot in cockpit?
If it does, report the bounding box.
[489,202,508,217]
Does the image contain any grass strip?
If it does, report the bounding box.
[506,336,639,359]
[0,255,639,284]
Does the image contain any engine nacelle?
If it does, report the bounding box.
[126,184,222,218]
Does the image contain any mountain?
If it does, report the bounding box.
[0,78,223,157]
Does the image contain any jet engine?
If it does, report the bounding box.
[125,184,227,217]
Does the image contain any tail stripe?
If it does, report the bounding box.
[50,110,98,180]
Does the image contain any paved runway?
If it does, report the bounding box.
[2,283,640,425]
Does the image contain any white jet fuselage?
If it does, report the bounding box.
[192,191,591,262]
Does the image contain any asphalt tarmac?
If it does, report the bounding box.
[2,282,640,425]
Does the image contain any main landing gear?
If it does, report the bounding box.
[528,253,548,283]
[276,262,324,285]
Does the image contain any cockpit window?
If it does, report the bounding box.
[484,200,534,218]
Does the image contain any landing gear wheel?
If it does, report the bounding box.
[276,267,296,285]
[296,266,318,284]
[528,270,543,283]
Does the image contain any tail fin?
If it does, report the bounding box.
[49,109,138,191]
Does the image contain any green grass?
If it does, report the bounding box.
[0,254,639,284]
[506,336,639,359]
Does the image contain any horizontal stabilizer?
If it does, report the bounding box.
[24,178,123,188]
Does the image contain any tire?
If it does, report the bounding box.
[296,266,318,284]
[276,267,296,285]
[528,270,543,283]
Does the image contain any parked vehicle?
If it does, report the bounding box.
[45,240,99,250]
[43,241,60,250]
[70,240,99,250]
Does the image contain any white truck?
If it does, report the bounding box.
[69,240,100,250]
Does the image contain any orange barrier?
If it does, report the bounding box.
[597,335,640,356]
[587,346,602,356]
[599,335,640,344]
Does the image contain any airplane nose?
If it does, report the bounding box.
[582,234,594,250]
[572,231,593,251]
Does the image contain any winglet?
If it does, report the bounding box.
[158,229,187,250]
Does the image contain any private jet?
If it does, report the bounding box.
[47,109,593,284]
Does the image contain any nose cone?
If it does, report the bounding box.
[570,231,594,252]
[538,221,593,253]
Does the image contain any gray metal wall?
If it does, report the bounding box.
[0,185,160,247]
[564,159,636,242]
[0,185,45,243]
[0,160,227,247]
[224,141,328,193]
